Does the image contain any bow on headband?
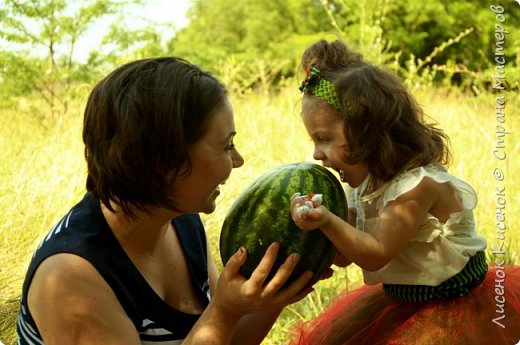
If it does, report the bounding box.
[299,64,341,110]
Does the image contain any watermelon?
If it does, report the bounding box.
[220,162,348,286]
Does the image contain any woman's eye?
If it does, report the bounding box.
[225,143,236,151]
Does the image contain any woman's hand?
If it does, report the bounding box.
[212,242,314,318]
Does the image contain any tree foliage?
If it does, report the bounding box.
[170,0,331,65]
[1,0,519,110]
[171,0,519,92]
[0,0,153,116]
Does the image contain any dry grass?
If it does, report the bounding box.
[1,87,518,344]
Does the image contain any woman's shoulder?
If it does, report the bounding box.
[27,253,118,322]
[27,253,140,343]
[29,253,114,298]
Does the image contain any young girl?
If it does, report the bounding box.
[289,39,520,345]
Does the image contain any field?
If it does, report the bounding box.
[1,86,518,344]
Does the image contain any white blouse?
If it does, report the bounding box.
[346,163,487,286]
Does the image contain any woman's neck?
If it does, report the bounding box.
[100,201,179,257]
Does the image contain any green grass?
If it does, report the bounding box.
[1,87,518,344]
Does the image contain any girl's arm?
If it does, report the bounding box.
[331,208,357,267]
[292,178,439,271]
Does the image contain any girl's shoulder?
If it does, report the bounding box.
[345,164,477,216]
[382,163,477,211]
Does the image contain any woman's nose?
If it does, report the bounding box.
[232,149,244,168]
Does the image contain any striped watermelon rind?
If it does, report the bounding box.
[220,162,348,286]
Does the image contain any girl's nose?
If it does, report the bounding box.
[313,147,325,161]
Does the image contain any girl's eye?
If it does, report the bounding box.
[317,136,328,143]
[225,143,236,151]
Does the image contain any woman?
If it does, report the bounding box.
[17,57,314,345]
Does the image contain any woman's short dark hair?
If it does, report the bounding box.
[83,57,226,217]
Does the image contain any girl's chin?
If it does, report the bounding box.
[339,169,346,182]
[334,168,348,183]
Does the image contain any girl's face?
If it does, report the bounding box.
[301,96,369,188]
[172,97,244,214]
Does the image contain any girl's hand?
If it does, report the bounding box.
[213,242,314,318]
[290,198,329,231]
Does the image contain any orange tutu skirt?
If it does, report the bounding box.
[290,267,520,345]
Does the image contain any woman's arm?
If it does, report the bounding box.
[28,253,141,345]
[205,241,311,345]
[206,243,281,345]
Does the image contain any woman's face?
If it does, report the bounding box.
[172,97,244,214]
[301,96,369,188]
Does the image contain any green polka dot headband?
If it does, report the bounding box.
[299,64,341,110]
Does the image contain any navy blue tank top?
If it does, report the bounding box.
[17,192,210,344]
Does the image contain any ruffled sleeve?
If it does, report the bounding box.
[380,164,477,212]
[373,164,479,243]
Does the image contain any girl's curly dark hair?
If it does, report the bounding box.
[302,40,451,181]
